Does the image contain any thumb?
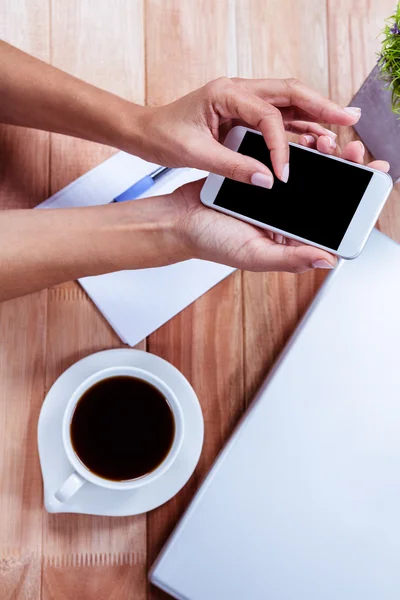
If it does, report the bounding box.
[260,244,337,274]
[197,138,275,189]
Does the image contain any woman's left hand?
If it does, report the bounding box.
[134,77,361,188]
[168,137,389,274]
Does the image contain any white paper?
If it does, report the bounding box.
[38,151,234,345]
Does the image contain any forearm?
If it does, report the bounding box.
[0,41,147,154]
[0,198,187,302]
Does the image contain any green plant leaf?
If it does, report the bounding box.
[378,2,400,113]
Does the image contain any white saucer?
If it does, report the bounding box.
[38,349,204,516]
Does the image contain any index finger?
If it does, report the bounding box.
[232,77,361,126]
[215,82,289,181]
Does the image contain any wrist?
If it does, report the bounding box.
[111,102,160,161]
[0,192,192,301]
[102,195,193,271]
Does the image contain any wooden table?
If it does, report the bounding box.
[1,1,399,598]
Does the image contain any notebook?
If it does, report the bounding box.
[38,152,234,346]
[150,228,400,600]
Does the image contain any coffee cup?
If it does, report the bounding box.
[55,365,184,503]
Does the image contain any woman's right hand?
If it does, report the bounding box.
[131,77,361,188]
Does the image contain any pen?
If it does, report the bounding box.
[113,166,172,202]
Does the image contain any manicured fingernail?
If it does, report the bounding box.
[303,134,314,145]
[357,140,365,156]
[344,107,361,120]
[251,172,273,189]
[312,259,336,269]
[324,128,337,139]
[325,136,336,149]
[281,163,289,183]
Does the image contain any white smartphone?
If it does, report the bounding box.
[200,126,393,259]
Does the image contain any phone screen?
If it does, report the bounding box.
[213,131,373,250]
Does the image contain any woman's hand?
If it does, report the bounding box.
[169,138,390,274]
[0,43,385,298]
[135,78,361,188]
[0,136,389,302]
[0,41,362,192]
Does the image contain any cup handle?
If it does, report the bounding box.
[55,472,85,503]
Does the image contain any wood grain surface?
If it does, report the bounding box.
[0,1,398,598]
[236,0,330,404]
[0,1,49,598]
[326,0,400,242]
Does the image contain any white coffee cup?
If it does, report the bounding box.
[55,365,184,503]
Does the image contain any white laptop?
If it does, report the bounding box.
[150,229,400,600]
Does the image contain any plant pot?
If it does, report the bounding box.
[350,64,400,182]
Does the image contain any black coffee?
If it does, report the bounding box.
[70,376,175,481]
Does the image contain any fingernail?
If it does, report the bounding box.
[281,163,289,183]
[326,136,336,149]
[275,234,283,244]
[312,259,336,269]
[344,107,361,120]
[357,140,365,156]
[251,172,273,189]
[303,134,314,145]
[324,128,337,139]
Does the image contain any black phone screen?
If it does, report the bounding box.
[213,131,373,250]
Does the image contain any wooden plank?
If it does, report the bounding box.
[0,1,50,598]
[42,1,147,599]
[144,1,243,597]
[327,0,400,241]
[237,0,329,401]
[0,0,50,210]
[327,0,393,136]
[0,295,47,599]
[144,0,237,106]
[48,0,144,190]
